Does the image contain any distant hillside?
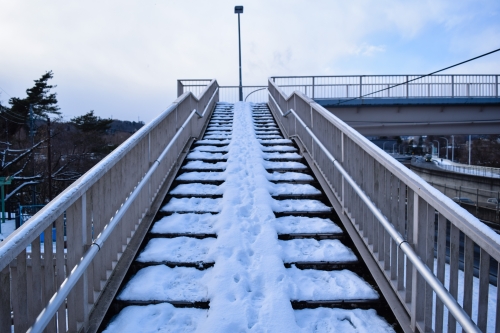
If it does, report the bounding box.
[109,120,144,133]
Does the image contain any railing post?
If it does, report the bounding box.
[359,76,362,98]
[410,193,420,330]
[312,76,315,99]
[341,132,345,210]
[406,75,409,98]
[451,75,454,98]
[496,75,498,98]
[81,193,90,330]
[177,80,184,97]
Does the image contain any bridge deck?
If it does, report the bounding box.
[99,103,399,332]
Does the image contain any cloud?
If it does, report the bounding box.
[0,0,498,122]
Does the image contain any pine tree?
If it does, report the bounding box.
[9,70,60,120]
[71,110,113,133]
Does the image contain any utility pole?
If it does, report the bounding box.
[468,134,471,165]
[47,118,52,201]
[29,105,36,206]
[451,135,454,162]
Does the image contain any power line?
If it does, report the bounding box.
[337,47,500,105]
[0,108,27,122]
[0,86,12,98]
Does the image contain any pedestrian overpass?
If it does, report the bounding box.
[272,75,500,136]
[1,76,500,333]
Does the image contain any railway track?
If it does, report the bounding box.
[99,102,401,332]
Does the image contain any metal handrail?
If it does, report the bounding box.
[270,92,480,332]
[0,84,211,270]
[27,107,204,333]
[245,87,267,101]
[266,78,500,330]
[271,74,500,99]
[0,80,218,333]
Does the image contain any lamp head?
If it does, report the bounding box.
[234,6,243,14]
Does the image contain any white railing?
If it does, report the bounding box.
[0,80,218,333]
[268,78,500,332]
[177,80,267,103]
[270,75,500,100]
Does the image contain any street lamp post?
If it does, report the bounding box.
[392,143,397,154]
[235,6,244,101]
[383,142,388,152]
[433,140,440,158]
[451,135,454,162]
[440,137,449,160]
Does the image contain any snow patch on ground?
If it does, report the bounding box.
[117,266,211,301]
[137,237,216,263]
[273,216,343,234]
[295,308,395,333]
[102,303,207,333]
[150,213,216,234]
[280,239,357,263]
[272,199,331,212]
[287,266,379,301]
[169,184,224,196]
[182,161,227,170]
[161,198,222,213]
[269,183,321,196]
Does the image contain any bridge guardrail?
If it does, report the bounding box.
[268,78,500,332]
[0,80,218,333]
[178,80,267,103]
[270,75,500,101]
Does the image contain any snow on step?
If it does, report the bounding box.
[137,237,216,263]
[261,145,297,152]
[117,266,210,302]
[257,134,283,139]
[169,184,223,196]
[263,152,302,160]
[107,103,392,331]
[195,139,231,145]
[161,198,221,213]
[186,151,227,160]
[267,172,313,182]
[272,199,331,212]
[102,303,207,333]
[255,130,280,135]
[150,213,216,235]
[259,138,293,144]
[176,172,225,182]
[182,161,227,170]
[273,216,343,234]
[295,308,395,333]
[287,266,378,301]
[207,126,232,131]
[192,146,229,152]
[270,183,321,196]
[279,239,357,263]
[264,161,307,170]
[202,134,232,140]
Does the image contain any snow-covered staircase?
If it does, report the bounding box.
[100,103,399,332]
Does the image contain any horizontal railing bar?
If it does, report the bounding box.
[27,108,202,333]
[271,74,500,78]
[219,85,267,88]
[178,79,213,82]
[276,83,498,87]
[269,90,480,332]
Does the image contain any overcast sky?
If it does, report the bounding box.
[1,0,499,123]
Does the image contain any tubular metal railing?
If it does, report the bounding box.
[268,78,500,332]
[0,80,218,333]
[270,75,500,100]
[177,80,267,103]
